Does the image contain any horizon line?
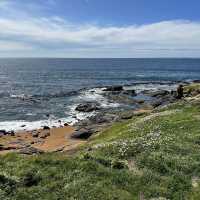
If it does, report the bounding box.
[0,57,200,59]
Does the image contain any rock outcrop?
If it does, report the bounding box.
[71,128,93,139]
[75,102,100,112]
[19,147,44,155]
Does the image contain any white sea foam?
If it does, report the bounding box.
[124,83,178,93]
[0,88,120,131]
[10,94,27,98]
[67,104,96,122]
[64,87,120,123]
[0,117,77,132]
[78,88,120,108]
[0,84,177,132]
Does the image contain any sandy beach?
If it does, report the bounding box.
[0,125,86,155]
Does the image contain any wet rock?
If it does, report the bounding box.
[19,147,44,155]
[43,126,50,130]
[0,130,15,136]
[103,85,123,92]
[193,80,200,83]
[0,130,6,135]
[32,131,39,138]
[71,128,93,139]
[9,131,15,136]
[75,102,100,112]
[21,125,26,128]
[64,123,69,127]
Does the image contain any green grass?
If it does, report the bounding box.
[1,101,200,199]
[184,83,200,95]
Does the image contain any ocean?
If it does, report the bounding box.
[0,58,200,131]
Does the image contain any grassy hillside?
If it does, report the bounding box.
[1,99,200,199]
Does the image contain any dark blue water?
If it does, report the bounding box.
[0,58,200,131]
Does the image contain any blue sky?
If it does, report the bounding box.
[0,0,200,57]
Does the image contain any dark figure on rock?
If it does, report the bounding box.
[177,85,184,99]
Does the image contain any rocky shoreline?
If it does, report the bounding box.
[0,81,197,155]
[72,83,183,136]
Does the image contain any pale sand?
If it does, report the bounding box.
[0,126,85,155]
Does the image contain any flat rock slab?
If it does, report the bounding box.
[71,129,93,139]
[19,147,44,155]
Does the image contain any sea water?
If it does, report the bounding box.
[0,58,200,131]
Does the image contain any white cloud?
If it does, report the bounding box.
[0,40,33,51]
[0,1,200,57]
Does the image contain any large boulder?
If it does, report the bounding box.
[193,80,200,83]
[43,126,50,130]
[71,128,93,139]
[64,123,69,127]
[0,130,6,135]
[74,113,119,134]
[0,130,15,136]
[75,102,100,112]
